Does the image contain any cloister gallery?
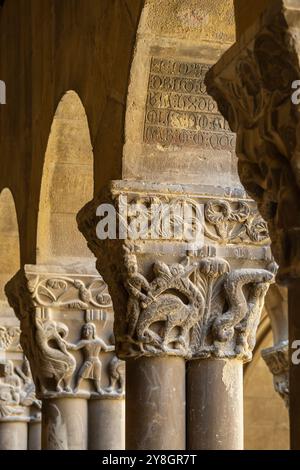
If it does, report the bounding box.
[0,0,298,450]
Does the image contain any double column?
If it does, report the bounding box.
[78,180,274,450]
[6,265,125,450]
[187,258,274,449]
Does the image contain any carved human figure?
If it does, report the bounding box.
[66,322,114,394]
[124,250,155,338]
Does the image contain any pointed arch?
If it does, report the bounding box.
[37,90,95,266]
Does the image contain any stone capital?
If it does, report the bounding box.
[5,265,124,400]
[262,340,289,407]
[78,181,273,361]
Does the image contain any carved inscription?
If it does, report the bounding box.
[144,58,236,149]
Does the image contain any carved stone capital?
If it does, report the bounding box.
[78,184,273,361]
[206,0,300,283]
[120,250,273,361]
[0,305,40,422]
[5,265,124,400]
[262,340,289,407]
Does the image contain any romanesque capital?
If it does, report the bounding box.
[77,181,273,361]
[262,340,289,408]
[206,0,300,283]
[120,248,274,361]
[5,266,124,400]
[0,316,40,423]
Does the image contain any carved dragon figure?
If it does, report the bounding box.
[212,268,274,357]
[33,319,76,394]
[134,261,203,353]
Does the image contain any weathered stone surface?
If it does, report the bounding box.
[144,58,236,150]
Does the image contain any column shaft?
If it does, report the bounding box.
[0,421,28,450]
[42,398,88,450]
[126,357,186,450]
[187,358,243,450]
[28,420,41,450]
[88,398,125,449]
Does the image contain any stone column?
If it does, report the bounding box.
[187,358,243,450]
[78,177,274,450]
[76,1,279,448]
[186,257,274,449]
[28,409,42,450]
[206,0,300,448]
[6,265,125,450]
[79,192,203,449]
[88,355,125,450]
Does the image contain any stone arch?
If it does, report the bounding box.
[0,188,20,308]
[36,90,95,266]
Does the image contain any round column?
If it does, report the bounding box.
[28,418,41,450]
[187,358,243,450]
[88,396,125,449]
[0,418,29,450]
[126,356,186,450]
[42,397,88,450]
